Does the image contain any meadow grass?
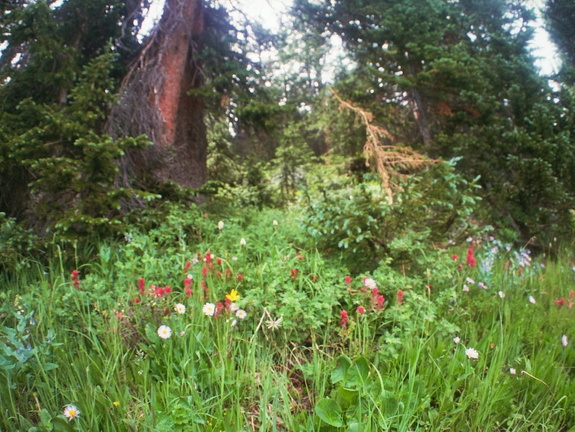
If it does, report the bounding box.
[1,210,575,431]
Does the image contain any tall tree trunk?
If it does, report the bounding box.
[107,0,207,190]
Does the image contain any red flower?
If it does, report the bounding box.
[154,286,164,297]
[290,268,298,279]
[164,286,172,294]
[451,254,459,261]
[217,258,222,265]
[205,253,212,264]
[184,278,192,288]
[356,305,366,314]
[375,294,385,311]
[215,302,224,317]
[202,266,208,278]
[138,277,146,295]
[237,273,244,282]
[466,248,476,268]
[345,275,352,284]
[340,310,349,328]
[185,288,193,298]
[396,290,404,305]
[133,297,141,304]
[71,270,80,289]
[555,298,566,307]
[185,261,191,270]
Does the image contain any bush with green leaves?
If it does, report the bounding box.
[301,160,482,273]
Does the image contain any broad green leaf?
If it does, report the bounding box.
[332,355,352,384]
[315,398,343,427]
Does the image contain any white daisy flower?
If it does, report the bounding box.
[202,303,216,317]
[63,405,80,421]
[157,325,172,339]
[465,348,479,359]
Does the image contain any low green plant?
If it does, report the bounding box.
[302,159,482,273]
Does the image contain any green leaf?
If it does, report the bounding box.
[315,398,343,427]
[332,355,352,384]
[345,357,370,388]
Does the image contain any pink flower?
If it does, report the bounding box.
[396,290,404,305]
[202,266,208,278]
[356,305,366,314]
[290,269,298,279]
[340,310,349,328]
[555,298,565,307]
[451,254,459,261]
[345,275,352,284]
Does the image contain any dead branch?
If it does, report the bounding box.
[331,88,436,203]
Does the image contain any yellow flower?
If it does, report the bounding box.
[113,401,120,407]
[226,289,240,302]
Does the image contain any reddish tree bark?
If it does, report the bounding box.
[108,0,207,190]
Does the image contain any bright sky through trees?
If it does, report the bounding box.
[141,0,559,76]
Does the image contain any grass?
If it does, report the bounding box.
[1,208,575,431]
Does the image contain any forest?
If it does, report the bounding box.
[1,0,575,430]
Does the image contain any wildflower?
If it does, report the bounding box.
[202,266,208,278]
[218,220,224,230]
[133,297,141,304]
[357,305,366,314]
[478,282,488,290]
[462,284,470,292]
[363,277,377,290]
[509,368,516,375]
[71,270,80,289]
[498,291,505,299]
[466,248,476,268]
[562,335,568,347]
[344,275,352,285]
[466,277,475,284]
[179,331,185,337]
[164,286,172,294]
[174,303,186,314]
[157,325,172,339]
[465,348,479,359]
[373,291,385,311]
[240,238,247,246]
[453,337,461,344]
[232,256,238,261]
[226,289,240,302]
[396,290,404,305]
[237,273,244,282]
[235,309,247,319]
[138,277,146,295]
[113,401,120,407]
[202,303,216,317]
[451,254,459,261]
[272,220,278,226]
[215,302,224,317]
[340,310,349,329]
[266,315,283,330]
[229,302,239,312]
[528,295,536,304]
[290,268,298,279]
[555,298,565,307]
[63,405,80,421]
